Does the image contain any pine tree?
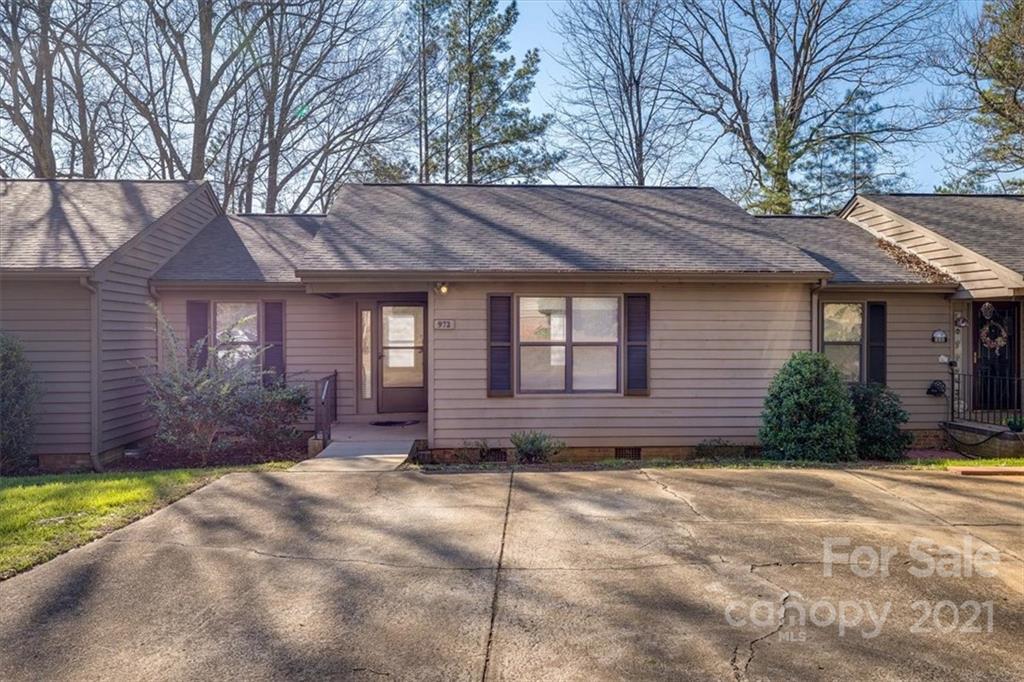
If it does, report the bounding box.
[795,90,909,214]
[404,0,451,183]
[443,0,560,183]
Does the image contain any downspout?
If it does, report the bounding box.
[810,278,828,352]
[79,276,104,472]
[149,283,162,369]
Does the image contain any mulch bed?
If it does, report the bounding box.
[108,434,311,472]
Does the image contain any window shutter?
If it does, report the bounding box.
[866,302,887,385]
[262,301,285,385]
[487,294,513,396]
[624,294,650,396]
[186,300,210,370]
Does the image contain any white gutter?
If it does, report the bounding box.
[79,276,103,471]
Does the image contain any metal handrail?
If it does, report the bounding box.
[950,370,1023,427]
[313,370,338,449]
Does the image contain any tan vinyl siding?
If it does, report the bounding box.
[429,281,812,448]
[845,199,1022,298]
[158,289,356,421]
[821,290,952,431]
[0,280,93,454]
[95,187,220,451]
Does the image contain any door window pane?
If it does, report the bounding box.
[520,346,566,391]
[520,297,567,342]
[572,297,619,342]
[823,303,863,342]
[824,344,861,382]
[572,346,617,390]
[382,348,424,387]
[383,306,423,346]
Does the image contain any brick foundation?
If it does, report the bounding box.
[37,447,124,473]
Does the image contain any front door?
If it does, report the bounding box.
[378,303,427,413]
[973,301,1019,410]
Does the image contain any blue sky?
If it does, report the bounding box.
[505,0,976,192]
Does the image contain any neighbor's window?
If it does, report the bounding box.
[822,303,863,382]
[215,302,259,372]
[518,296,619,392]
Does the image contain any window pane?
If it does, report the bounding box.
[572,346,617,390]
[382,348,423,387]
[823,303,863,342]
[216,345,258,373]
[361,310,372,400]
[382,306,423,347]
[572,297,619,342]
[824,344,861,382]
[521,345,566,391]
[520,297,566,342]
[215,303,258,343]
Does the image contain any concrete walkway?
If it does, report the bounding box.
[290,419,425,472]
[1,468,1020,680]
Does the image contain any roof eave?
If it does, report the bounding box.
[823,281,960,293]
[0,267,93,279]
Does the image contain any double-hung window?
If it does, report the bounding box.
[214,302,260,373]
[518,296,620,392]
[822,303,863,382]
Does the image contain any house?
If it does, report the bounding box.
[1,180,1021,470]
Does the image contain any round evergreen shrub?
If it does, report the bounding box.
[0,333,39,474]
[849,383,913,461]
[759,351,857,461]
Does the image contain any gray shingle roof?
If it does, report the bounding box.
[0,179,199,270]
[302,184,829,275]
[751,216,952,284]
[864,193,1024,275]
[155,214,321,282]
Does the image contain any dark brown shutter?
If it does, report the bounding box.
[186,300,210,370]
[487,294,513,396]
[866,302,886,385]
[262,301,285,385]
[624,294,650,395]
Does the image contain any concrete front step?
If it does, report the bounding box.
[291,439,414,472]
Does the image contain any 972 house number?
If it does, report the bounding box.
[910,600,993,634]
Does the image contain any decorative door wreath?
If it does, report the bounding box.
[979,319,1008,355]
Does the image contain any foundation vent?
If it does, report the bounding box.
[614,447,641,460]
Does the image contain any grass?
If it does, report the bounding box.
[910,457,1024,470]
[0,462,292,579]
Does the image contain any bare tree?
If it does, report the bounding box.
[662,0,946,213]
[551,0,698,186]
[216,0,413,212]
[0,0,134,177]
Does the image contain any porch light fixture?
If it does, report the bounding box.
[434,282,449,296]
[931,329,948,344]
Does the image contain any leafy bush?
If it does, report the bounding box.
[231,382,310,455]
[0,334,39,474]
[759,352,857,462]
[1006,416,1024,433]
[849,383,913,461]
[510,430,565,464]
[144,314,255,465]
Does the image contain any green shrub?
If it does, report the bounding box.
[0,334,39,474]
[759,352,857,461]
[509,430,565,464]
[231,383,310,455]
[849,383,913,461]
[1006,416,1024,433]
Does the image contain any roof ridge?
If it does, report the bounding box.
[351,182,714,190]
[0,178,198,184]
[233,212,326,217]
[865,192,1023,198]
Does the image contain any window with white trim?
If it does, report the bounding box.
[518,296,620,393]
[214,302,259,372]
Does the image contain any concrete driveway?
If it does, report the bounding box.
[1,467,1021,680]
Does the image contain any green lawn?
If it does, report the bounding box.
[0,463,291,579]
[910,457,1024,470]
